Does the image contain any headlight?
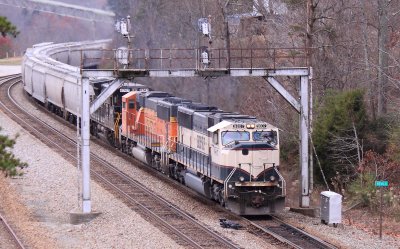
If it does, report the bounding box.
[246,124,255,129]
[270,175,276,181]
[239,176,245,182]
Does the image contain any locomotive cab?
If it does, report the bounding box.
[208,120,286,215]
[121,91,138,135]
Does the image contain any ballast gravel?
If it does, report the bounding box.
[0,112,183,249]
[1,74,399,248]
[1,78,183,248]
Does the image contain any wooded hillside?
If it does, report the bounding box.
[108,0,400,209]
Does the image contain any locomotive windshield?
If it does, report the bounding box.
[253,130,277,145]
[221,131,250,145]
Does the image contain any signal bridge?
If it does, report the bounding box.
[23,41,312,215]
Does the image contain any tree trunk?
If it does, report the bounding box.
[377,0,389,117]
[360,0,376,120]
[306,0,314,66]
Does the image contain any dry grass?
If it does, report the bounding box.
[282,166,400,240]
[343,207,400,238]
[0,57,22,65]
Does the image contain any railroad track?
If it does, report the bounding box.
[0,212,25,249]
[0,75,27,248]
[0,75,240,249]
[246,216,338,249]
[1,74,341,249]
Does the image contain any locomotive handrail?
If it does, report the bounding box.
[223,168,237,200]
[275,167,287,196]
[114,112,121,141]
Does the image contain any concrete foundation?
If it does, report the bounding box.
[290,207,320,218]
[69,210,101,225]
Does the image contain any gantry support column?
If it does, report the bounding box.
[300,76,310,207]
[263,72,310,208]
[81,77,91,213]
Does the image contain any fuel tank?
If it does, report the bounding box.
[184,172,211,198]
[131,145,151,164]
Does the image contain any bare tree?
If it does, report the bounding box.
[377,0,389,116]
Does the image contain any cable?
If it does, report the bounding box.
[309,134,330,191]
[300,106,330,191]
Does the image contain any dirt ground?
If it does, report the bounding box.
[342,208,400,239]
[0,176,59,248]
[282,169,400,240]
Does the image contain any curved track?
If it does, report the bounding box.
[0,74,239,249]
[1,74,341,249]
[0,75,27,249]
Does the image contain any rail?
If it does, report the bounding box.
[1,77,239,248]
[247,216,338,249]
[0,76,26,249]
[0,212,26,249]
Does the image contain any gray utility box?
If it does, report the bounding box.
[320,191,342,227]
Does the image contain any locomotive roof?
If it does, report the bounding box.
[192,110,225,117]
[133,87,278,129]
[208,119,276,132]
[180,102,218,111]
[207,120,231,132]
[159,97,191,104]
[215,113,256,120]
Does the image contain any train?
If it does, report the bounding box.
[22,41,286,215]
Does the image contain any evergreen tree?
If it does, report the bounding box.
[0,128,27,177]
[0,16,19,38]
[313,89,367,182]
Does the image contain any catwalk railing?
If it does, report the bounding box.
[78,47,308,72]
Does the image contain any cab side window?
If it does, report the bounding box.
[129,100,135,109]
[212,131,218,145]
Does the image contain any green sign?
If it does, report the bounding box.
[375,181,389,187]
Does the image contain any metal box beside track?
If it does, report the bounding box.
[320,191,342,226]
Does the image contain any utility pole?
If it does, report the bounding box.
[220,3,231,70]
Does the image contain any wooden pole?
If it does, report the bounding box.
[380,188,383,239]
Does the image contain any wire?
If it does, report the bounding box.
[309,134,331,191]
[300,106,330,191]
